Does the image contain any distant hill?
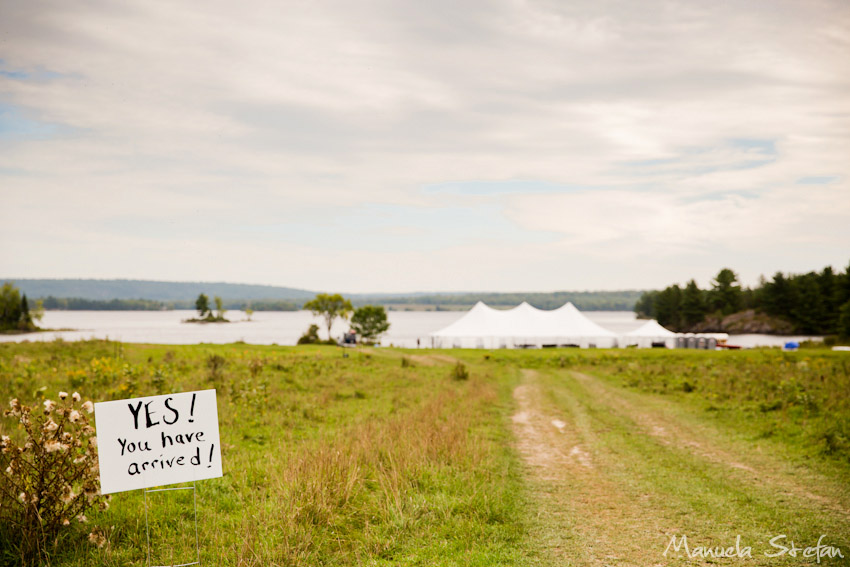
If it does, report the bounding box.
[5,279,316,301]
[2,279,645,311]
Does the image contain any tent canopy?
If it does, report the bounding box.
[431,301,617,348]
[624,319,677,337]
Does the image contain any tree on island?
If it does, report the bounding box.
[195,294,211,318]
[303,293,353,340]
[214,296,227,320]
[190,293,228,322]
[351,305,390,344]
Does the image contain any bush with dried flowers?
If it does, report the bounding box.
[0,391,110,564]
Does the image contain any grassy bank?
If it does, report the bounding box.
[0,342,532,566]
[1,341,848,565]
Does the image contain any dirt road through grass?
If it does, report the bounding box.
[512,368,850,566]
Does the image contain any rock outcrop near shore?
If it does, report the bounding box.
[689,310,795,334]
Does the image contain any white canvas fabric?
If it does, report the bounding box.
[621,319,678,348]
[431,301,618,349]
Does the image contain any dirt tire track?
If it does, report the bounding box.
[512,369,675,566]
[569,370,850,517]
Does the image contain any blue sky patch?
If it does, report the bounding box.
[619,138,777,177]
[728,138,777,156]
[0,103,58,141]
[0,59,66,81]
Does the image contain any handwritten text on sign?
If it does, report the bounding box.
[94,389,223,494]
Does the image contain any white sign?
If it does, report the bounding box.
[94,389,223,495]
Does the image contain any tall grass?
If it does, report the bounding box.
[0,341,530,566]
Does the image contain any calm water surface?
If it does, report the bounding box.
[0,310,818,348]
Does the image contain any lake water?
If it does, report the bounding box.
[0,310,820,349]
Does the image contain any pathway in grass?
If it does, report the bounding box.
[513,368,850,566]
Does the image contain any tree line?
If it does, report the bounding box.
[36,297,298,311]
[374,290,645,311]
[29,292,642,312]
[635,262,850,336]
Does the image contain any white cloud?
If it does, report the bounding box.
[1,0,848,291]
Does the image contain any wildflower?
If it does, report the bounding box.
[44,440,63,453]
[59,391,68,400]
[74,454,87,464]
[43,399,56,413]
[88,531,106,548]
[1,434,9,446]
[63,518,70,526]
[82,400,94,413]
[77,514,87,523]
[18,492,26,502]
[69,410,82,423]
[83,482,98,496]
[72,392,81,402]
[43,418,59,432]
[90,436,97,448]
[62,487,76,503]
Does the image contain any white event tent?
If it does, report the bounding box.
[621,319,678,348]
[430,301,618,349]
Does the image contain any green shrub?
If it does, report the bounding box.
[297,324,321,345]
[452,362,469,381]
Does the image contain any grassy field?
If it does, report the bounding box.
[0,341,848,566]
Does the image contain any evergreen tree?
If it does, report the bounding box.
[839,300,850,338]
[681,280,707,327]
[634,291,657,319]
[790,273,824,334]
[816,267,838,333]
[20,294,33,330]
[708,268,742,315]
[654,285,682,329]
[761,272,792,317]
[836,262,850,311]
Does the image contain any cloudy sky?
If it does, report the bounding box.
[1,0,848,293]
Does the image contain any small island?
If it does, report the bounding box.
[183,293,230,323]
